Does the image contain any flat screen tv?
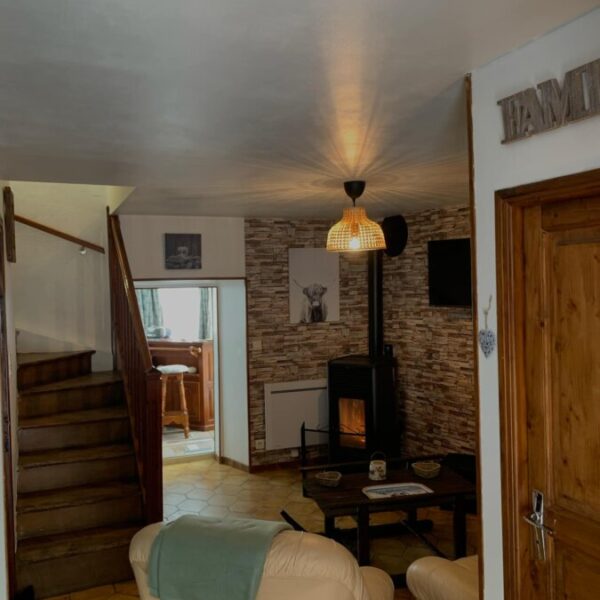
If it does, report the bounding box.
[428,238,472,307]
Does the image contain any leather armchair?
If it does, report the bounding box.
[406,555,479,600]
[130,523,394,600]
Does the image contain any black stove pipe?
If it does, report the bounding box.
[368,250,384,358]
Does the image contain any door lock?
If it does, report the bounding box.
[523,489,554,561]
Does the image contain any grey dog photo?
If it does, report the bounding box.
[164,233,202,269]
[288,248,339,324]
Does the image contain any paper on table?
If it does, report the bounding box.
[362,482,433,499]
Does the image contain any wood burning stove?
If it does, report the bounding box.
[327,251,400,460]
[328,354,397,460]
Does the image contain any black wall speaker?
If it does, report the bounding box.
[382,215,408,257]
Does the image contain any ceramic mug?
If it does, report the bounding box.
[369,452,387,481]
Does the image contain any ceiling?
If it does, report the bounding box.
[0,1,597,218]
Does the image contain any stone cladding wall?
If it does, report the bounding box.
[245,219,368,466]
[245,206,475,466]
[382,205,475,456]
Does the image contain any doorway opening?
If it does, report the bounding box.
[134,282,218,463]
[137,278,250,524]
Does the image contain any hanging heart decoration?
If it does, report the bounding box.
[478,329,496,358]
[478,295,496,358]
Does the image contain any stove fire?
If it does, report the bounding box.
[338,397,367,449]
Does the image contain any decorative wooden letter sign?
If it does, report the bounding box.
[498,58,600,143]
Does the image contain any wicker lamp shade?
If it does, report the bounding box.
[327,206,386,252]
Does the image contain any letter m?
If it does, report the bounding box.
[538,59,600,128]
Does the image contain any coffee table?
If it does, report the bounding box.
[302,463,475,583]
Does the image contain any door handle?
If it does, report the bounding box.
[523,489,554,561]
[522,514,554,536]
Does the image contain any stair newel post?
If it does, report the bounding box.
[145,371,163,523]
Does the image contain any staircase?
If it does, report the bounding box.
[16,350,144,598]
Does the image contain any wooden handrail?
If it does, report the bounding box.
[15,214,105,254]
[107,214,162,522]
[109,216,153,371]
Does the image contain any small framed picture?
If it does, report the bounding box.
[164,234,202,269]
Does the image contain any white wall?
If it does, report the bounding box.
[119,215,245,279]
[216,280,249,466]
[120,216,249,466]
[10,182,132,371]
[471,9,600,599]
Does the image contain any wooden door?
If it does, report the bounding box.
[497,172,600,599]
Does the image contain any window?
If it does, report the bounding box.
[135,287,214,342]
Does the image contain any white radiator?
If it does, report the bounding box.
[264,379,328,451]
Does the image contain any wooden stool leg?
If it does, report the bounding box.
[178,373,190,438]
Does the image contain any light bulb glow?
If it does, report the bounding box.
[326,206,386,252]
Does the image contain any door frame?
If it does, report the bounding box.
[464,74,484,600]
[0,219,16,598]
[495,167,600,598]
[133,279,222,458]
[134,277,250,467]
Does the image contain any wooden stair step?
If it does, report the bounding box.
[16,351,94,368]
[15,345,142,597]
[18,481,140,513]
[17,351,95,390]
[17,525,140,598]
[19,371,122,395]
[20,406,128,428]
[18,444,136,493]
[18,372,123,418]
[17,482,142,540]
[20,443,134,468]
[18,524,140,563]
[18,407,130,452]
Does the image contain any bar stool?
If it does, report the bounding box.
[157,364,190,438]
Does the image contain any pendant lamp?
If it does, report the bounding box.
[326,181,386,252]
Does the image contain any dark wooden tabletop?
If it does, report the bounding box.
[303,465,475,512]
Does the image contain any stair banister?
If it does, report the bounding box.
[107,214,162,523]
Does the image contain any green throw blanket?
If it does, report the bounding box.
[148,515,291,600]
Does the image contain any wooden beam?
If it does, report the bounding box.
[3,187,16,263]
[14,214,105,254]
[465,72,484,600]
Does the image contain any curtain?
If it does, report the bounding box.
[136,289,164,334]
[198,288,213,340]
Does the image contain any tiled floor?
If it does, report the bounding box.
[163,459,479,576]
[55,459,478,600]
[162,427,214,461]
[48,581,139,600]
[163,458,325,531]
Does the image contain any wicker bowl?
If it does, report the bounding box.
[315,471,342,488]
[412,461,441,479]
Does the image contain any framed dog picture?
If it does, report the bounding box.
[165,233,202,269]
[289,248,339,324]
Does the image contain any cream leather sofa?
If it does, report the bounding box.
[406,555,479,600]
[130,523,394,600]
